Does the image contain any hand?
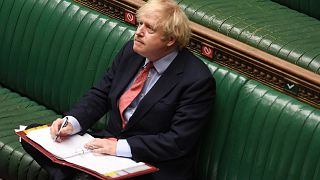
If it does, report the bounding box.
[50,118,74,142]
[84,138,118,156]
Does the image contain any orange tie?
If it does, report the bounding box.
[118,62,153,128]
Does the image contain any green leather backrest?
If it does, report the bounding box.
[221,81,320,180]
[1,0,320,179]
[0,0,136,113]
[177,0,320,74]
[196,59,248,179]
[271,0,320,20]
[196,74,320,179]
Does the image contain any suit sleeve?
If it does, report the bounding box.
[127,73,216,162]
[65,41,132,132]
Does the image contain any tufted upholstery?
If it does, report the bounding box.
[0,0,136,114]
[1,0,320,179]
[0,0,135,179]
[0,86,57,180]
[177,0,320,74]
[271,0,320,20]
[196,62,320,180]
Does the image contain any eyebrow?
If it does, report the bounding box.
[138,20,157,32]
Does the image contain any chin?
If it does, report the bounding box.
[133,45,145,57]
[133,44,139,53]
[133,41,143,50]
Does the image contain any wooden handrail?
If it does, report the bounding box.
[192,22,320,87]
[75,0,320,108]
[123,0,319,86]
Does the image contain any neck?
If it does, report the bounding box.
[148,47,178,62]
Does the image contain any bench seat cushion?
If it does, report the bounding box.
[271,0,320,20]
[0,0,136,114]
[196,59,248,179]
[196,78,320,179]
[178,0,320,74]
[0,86,60,180]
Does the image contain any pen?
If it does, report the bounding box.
[54,117,68,142]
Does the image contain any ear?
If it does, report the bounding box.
[166,36,177,47]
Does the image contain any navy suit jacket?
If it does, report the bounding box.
[66,41,216,180]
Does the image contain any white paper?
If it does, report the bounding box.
[66,152,144,174]
[26,127,145,175]
[27,127,94,159]
[15,125,27,142]
[15,125,27,132]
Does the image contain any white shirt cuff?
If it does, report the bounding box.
[116,139,132,158]
[65,116,81,134]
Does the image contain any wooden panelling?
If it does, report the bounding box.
[74,0,320,108]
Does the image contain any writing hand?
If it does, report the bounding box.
[84,138,117,156]
[50,117,74,142]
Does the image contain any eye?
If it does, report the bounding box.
[146,25,156,34]
[137,21,156,34]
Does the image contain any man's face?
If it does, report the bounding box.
[133,13,175,62]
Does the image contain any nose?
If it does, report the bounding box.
[135,24,144,36]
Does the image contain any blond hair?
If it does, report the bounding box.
[136,0,191,49]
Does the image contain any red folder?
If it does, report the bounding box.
[16,129,158,179]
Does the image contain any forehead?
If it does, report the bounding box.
[138,13,161,24]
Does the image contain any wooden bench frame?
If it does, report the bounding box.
[74,0,320,109]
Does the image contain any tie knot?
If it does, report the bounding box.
[144,62,153,70]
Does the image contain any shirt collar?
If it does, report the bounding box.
[145,50,178,74]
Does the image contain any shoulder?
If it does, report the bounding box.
[173,49,216,93]
[177,48,213,78]
[173,49,216,100]
[119,40,135,55]
[114,40,142,64]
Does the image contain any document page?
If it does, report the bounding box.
[26,126,146,175]
[26,126,94,159]
[66,152,144,174]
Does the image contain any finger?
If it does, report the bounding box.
[84,140,96,149]
[50,118,64,138]
[53,118,64,132]
[54,136,63,143]
[85,144,99,150]
[59,123,73,136]
[56,135,70,142]
[91,148,105,154]
[85,139,103,149]
[91,141,116,156]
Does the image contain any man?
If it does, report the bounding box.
[22,0,215,179]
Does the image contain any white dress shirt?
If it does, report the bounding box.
[67,50,178,157]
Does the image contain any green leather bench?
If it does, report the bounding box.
[178,0,320,74]
[1,0,320,179]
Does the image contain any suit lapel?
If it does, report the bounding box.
[110,53,144,130]
[124,52,185,130]
[113,54,145,99]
